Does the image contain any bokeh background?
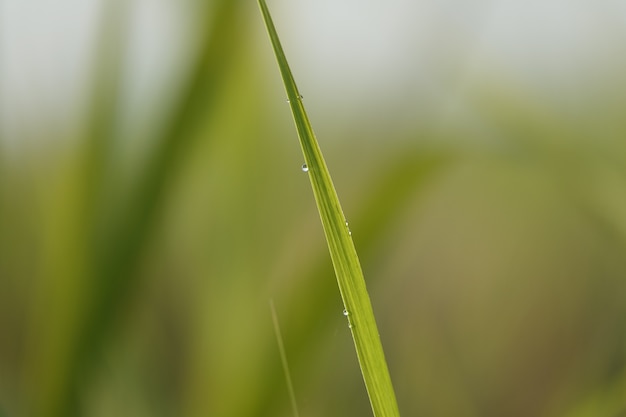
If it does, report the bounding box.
[1,0,626,416]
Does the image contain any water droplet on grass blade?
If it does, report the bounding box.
[301,164,309,172]
[343,309,354,329]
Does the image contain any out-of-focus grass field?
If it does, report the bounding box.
[1,1,625,416]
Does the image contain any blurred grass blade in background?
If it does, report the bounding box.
[270,300,300,417]
[257,1,401,416]
[37,1,245,417]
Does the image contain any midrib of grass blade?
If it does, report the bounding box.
[257,2,400,416]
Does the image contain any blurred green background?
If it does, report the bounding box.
[1,0,625,416]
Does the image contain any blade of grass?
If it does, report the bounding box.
[252,152,450,417]
[270,299,300,417]
[257,1,401,416]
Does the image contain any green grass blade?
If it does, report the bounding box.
[257,2,401,416]
[270,300,300,417]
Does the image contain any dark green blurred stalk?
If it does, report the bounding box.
[41,1,246,416]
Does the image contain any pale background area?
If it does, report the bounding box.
[2,0,625,143]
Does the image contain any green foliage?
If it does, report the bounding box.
[0,2,625,417]
[258,1,400,415]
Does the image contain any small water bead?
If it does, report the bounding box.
[343,309,354,329]
[345,221,352,236]
[301,164,309,172]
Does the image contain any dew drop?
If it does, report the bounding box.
[301,164,309,172]
[344,309,354,329]
[345,221,352,236]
